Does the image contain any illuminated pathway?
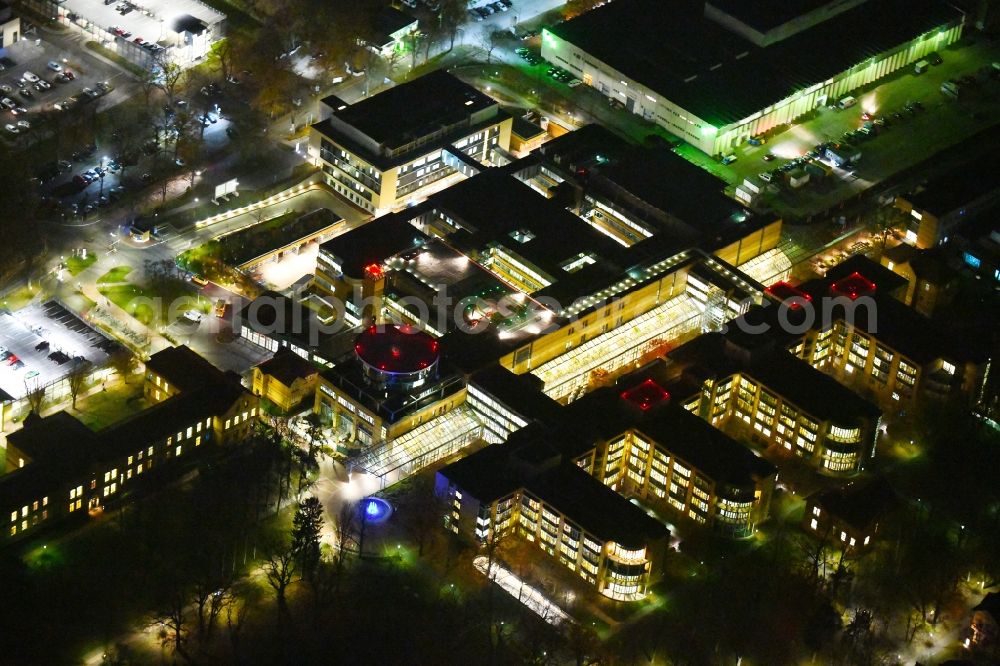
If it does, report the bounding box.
[532,294,701,403]
[355,406,484,489]
[473,556,574,627]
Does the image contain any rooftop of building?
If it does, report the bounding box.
[375,6,417,42]
[319,212,428,280]
[235,291,357,356]
[706,0,861,34]
[564,368,777,486]
[144,345,231,393]
[430,169,627,280]
[354,324,440,374]
[825,255,908,295]
[6,411,98,466]
[319,353,464,424]
[548,0,963,127]
[256,348,319,386]
[437,443,524,503]
[808,477,897,531]
[511,115,546,140]
[317,70,499,152]
[538,124,758,235]
[468,364,563,424]
[524,463,669,549]
[905,151,1000,217]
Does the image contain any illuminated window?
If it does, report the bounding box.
[225,419,231,430]
[840,531,847,541]
[941,360,955,375]
[175,445,182,457]
[864,535,870,545]
[810,518,818,530]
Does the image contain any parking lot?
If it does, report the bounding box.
[680,36,1000,218]
[0,301,118,399]
[0,37,124,144]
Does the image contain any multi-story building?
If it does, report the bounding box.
[2,346,257,544]
[894,151,1000,249]
[308,70,513,213]
[667,331,882,475]
[542,0,964,155]
[436,435,670,601]
[252,348,320,414]
[881,245,957,317]
[749,257,992,411]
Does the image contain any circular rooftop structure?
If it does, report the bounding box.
[355,324,440,390]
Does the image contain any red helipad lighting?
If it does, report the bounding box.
[765,281,813,309]
[621,378,670,411]
[365,263,384,280]
[830,272,876,300]
[355,324,440,374]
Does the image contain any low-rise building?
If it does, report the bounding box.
[0,1,20,49]
[2,346,257,544]
[802,479,897,552]
[252,348,320,414]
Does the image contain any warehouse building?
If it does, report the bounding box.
[542,0,965,155]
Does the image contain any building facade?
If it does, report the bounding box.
[309,70,512,213]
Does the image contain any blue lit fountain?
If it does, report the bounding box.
[361,497,392,525]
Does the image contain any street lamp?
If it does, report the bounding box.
[98,155,108,199]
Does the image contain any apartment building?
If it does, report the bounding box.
[308,70,513,213]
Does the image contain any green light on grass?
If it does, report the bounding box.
[700,125,718,137]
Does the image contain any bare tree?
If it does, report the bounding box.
[24,377,45,413]
[152,589,188,660]
[262,538,298,621]
[440,0,467,51]
[478,30,505,65]
[67,360,91,409]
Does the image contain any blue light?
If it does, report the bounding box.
[964,252,981,269]
[366,500,380,518]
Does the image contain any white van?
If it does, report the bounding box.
[837,96,857,110]
[914,60,929,75]
[22,71,39,83]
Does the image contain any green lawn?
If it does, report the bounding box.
[1,285,40,311]
[98,284,158,326]
[65,253,97,276]
[96,266,133,284]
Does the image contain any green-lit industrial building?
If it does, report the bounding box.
[542,0,965,156]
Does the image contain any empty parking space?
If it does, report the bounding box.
[0,301,119,399]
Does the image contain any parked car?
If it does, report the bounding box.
[22,71,39,83]
[34,80,50,91]
[46,61,62,72]
[4,123,18,134]
[17,88,32,99]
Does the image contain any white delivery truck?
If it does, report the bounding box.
[837,95,857,109]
